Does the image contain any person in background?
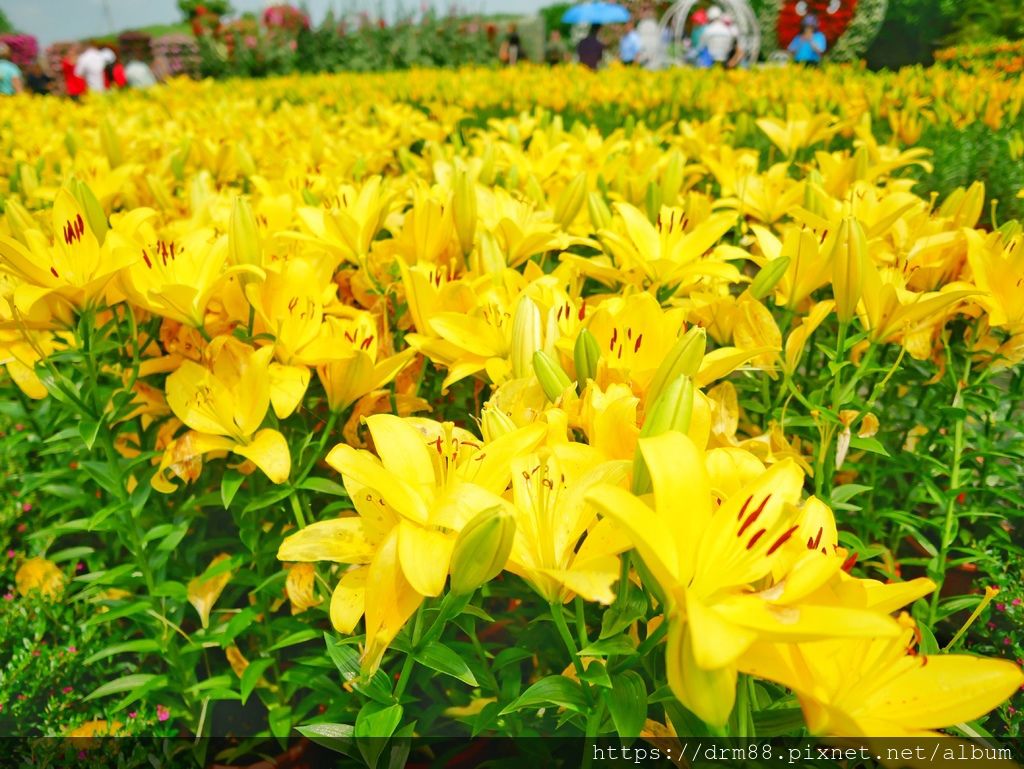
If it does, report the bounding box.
[0,43,23,95]
[788,16,827,65]
[577,24,605,70]
[75,42,116,93]
[61,43,87,99]
[23,59,54,95]
[104,48,127,90]
[619,20,640,66]
[544,30,569,65]
[685,7,708,64]
[636,5,665,70]
[698,6,741,68]
[499,24,522,66]
[125,55,158,88]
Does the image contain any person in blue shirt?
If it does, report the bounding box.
[619,20,641,66]
[788,19,827,66]
[0,43,23,96]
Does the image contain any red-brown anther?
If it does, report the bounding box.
[50,266,59,278]
[738,495,771,537]
[737,495,753,521]
[633,334,643,353]
[807,526,823,551]
[841,551,858,572]
[820,229,829,244]
[746,528,767,550]
[142,250,152,269]
[609,327,618,351]
[343,330,355,343]
[360,336,373,350]
[288,297,299,313]
[766,525,800,555]
[75,214,84,236]
[577,302,585,320]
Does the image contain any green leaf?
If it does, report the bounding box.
[298,477,350,497]
[600,588,647,639]
[578,636,637,657]
[414,642,478,686]
[580,660,612,689]
[78,419,102,450]
[493,648,533,670]
[848,436,890,457]
[84,674,163,701]
[296,723,355,755]
[499,676,587,715]
[221,472,245,509]
[830,483,873,504]
[83,639,161,665]
[607,671,647,738]
[268,705,293,741]
[240,658,275,705]
[267,628,320,651]
[355,703,403,769]
[753,706,806,736]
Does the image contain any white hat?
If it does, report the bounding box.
[706,6,723,21]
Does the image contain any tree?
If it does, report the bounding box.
[177,0,233,21]
[0,9,13,34]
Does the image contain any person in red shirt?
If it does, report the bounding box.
[61,43,86,99]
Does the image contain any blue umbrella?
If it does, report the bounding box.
[561,2,631,25]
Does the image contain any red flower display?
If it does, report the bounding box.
[778,0,858,47]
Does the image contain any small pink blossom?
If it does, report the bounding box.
[157,705,170,722]
[62,686,73,693]
[21,502,31,513]
[1013,598,1021,606]
[128,711,137,719]
[6,550,14,558]
[996,602,1007,612]
[67,646,77,653]
[1004,637,1013,646]
[2,593,12,601]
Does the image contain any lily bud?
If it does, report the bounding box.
[71,179,109,246]
[229,196,262,270]
[830,217,867,324]
[749,256,791,301]
[481,403,517,442]
[3,199,38,246]
[573,328,601,389]
[100,119,123,168]
[852,145,870,181]
[645,181,662,223]
[803,169,827,218]
[554,172,588,229]
[632,375,694,494]
[533,350,574,403]
[452,169,477,257]
[18,163,39,198]
[64,129,78,158]
[145,173,175,212]
[478,143,497,186]
[506,164,520,191]
[587,192,612,231]
[646,327,706,408]
[525,175,546,207]
[235,144,256,178]
[660,150,685,206]
[511,296,543,379]
[449,506,516,596]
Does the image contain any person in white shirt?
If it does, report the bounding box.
[698,6,742,67]
[74,45,116,93]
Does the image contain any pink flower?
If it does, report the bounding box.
[62,686,73,693]
[68,646,77,653]
[128,711,137,719]
[3,594,13,601]
[1013,598,1022,606]
[1004,637,1013,646]
[6,550,14,558]
[157,705,170,722]
[997,603,1007,612]
[21,502,31,513]
[988,621,997,630]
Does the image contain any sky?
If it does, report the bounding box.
[1,0,552,47]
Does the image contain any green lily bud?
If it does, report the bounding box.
[230,196,262,273]
[646,327,706,409]
[452,169,478,257]
[480,403,517,442]
[632,375,694,494]
[573,328,601,390]
[511,296,543,379]
[803,169,827,219]
[71,179,109,246]
[533,350,574,403]
[749,256,791,301]
[660,150,685,207]
[830,217,867,324]
[3,199,38,246]
[554,172,588,229]
[449,506,516,596]
[587,192,612,231]
[645,181,662,223]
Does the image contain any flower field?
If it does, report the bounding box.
[2,63,1024,760]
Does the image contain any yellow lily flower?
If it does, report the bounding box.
[741,613,1024,737]
[157,336,290,489]
[757,105,841,158]
[507,450,630,605]
[277,414,544,673]
[587,432,900,726]
[294,176,393,267]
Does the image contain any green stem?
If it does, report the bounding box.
[289,493,307,529]
[550,602,587,684]
[929,363,969,625]
[574,597,589,649]
[394,602,425,702]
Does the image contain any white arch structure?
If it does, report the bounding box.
[660,0,762,66]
